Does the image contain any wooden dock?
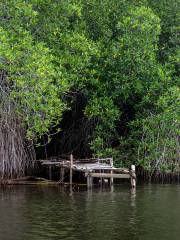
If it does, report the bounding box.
[39,155,136,188]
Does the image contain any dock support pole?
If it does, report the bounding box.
[87,172,90,189]
[130,165,136,188]
[49,165,52,180]
[91,170,93,187]
[86,169,92,189]
[70,154,73,186]
[60,161,65,184]
[110,158,114,186]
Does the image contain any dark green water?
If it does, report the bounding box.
[0,185,180,240]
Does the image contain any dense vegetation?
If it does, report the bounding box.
[0,0,179,178]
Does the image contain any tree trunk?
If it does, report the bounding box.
[0,70,35,179]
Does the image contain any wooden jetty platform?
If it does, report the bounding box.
[39,154,136,188]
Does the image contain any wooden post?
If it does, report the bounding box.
[60,161,65,183]
[110,158,114,186]
[130,165,136,188]
[49,165,52,180]
[91,170,94,187]
[100,169,103,187]
[86,168,92,189]
[87,171,90,189]
[98,157,102,187]
[70,154,73,186]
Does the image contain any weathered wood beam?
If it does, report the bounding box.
[85,173,130,179]
[69,154,73,185]
[60,160,65,183]
[110,158,114,185]
[49,165,52,180]
[130,165,136,188]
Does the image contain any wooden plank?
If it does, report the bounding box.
[41,161,62,165]
[73,166,129,172]
[85,173,130,179]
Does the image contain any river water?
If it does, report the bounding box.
[0,185,180,240]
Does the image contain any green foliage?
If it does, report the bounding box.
[0,1,68,139]
[84,5,165,160]
[136,87,180,171]
[0,0,179,170]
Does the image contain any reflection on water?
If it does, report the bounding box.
[0,185,180,240]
